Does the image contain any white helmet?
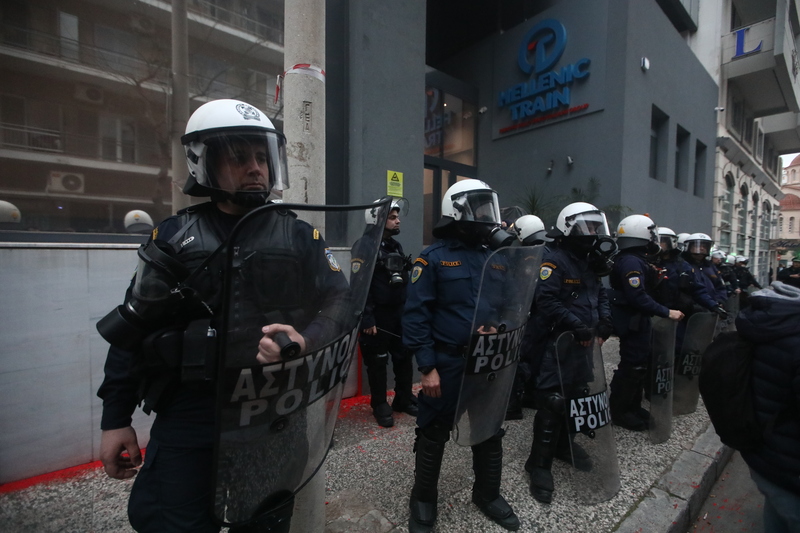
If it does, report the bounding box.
[684,232,712,256]
[0,200,21,224]
[181,99,288,204]
[657,227,678,251]
[736,255,748,264]
[676,233,690,251]
[616,214,658,251]
[364,197,408,225]
[555,202,611,237]
[123,210,154,234]
[440,179,501,224]
[711,249,726,261]
[513,214,550,245]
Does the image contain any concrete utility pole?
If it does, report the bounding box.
[282,0,326,229]
[171,0,191,214]
[282,1,326,531]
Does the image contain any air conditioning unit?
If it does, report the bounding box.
[130,15,155,34]
[74,84,104,105]
[48,171,85,193]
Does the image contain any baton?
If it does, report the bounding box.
[274,331,301,359]
[377,327,402,339]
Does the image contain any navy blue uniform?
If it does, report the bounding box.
[609,251,670,367]
[532,245,610,391]
[402,238,502,428]
[698,260,728,303]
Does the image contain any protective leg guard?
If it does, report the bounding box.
[471,430,520,531]
[525,408,562,504]
[554,432,592,472]
[409,425,448,533]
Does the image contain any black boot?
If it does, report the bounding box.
[525,407,562,504]
[409,426,447,533]
[505,390,523,420]
[471,430,520,531]
[610,368,646,432]
[365,353,394,427]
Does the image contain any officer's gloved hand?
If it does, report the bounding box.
[573,326,593,343]
[596,317,614,341]
[713,305,728,320]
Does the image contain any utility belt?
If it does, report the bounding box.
[433,340,468,356]
[139,318,218,414]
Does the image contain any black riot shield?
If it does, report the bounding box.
[719,293,739,333]
[555,332,620,504]
[211,200,388,528]
[672,312,718,416]
[648,317,677,444]
[452,245,543,446]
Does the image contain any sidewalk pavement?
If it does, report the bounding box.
[0,337,732,532]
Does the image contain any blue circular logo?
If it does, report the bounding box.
[518,19,567,75]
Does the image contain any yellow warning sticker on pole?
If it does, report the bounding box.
[387,170,403,197]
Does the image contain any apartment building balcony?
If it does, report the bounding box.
[0,24,282,116]
[761,111,800,154]
[721,12,800,116]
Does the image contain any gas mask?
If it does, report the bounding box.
[382,252,407,285]
[587,236,618,276]
[96,239,210,350]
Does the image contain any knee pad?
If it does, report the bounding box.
[536,391,566,416]
[418,419,452,444]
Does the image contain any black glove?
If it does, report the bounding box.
[596,317,614,341]
[713,305,728,320]
[573,326,593,343]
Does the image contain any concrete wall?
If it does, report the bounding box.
[0,245,150,483]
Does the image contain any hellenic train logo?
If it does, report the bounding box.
[497,18,591,134]
[518,19,567,75]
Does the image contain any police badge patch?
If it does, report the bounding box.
[325,249,341,271]
[628,276,641,288]
[411,265,423,283]
[540,266,553,280]
[351,259,363,274]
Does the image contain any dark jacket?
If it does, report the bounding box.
[776,265,800,289]
[736,282,800,494]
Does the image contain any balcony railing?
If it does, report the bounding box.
[0,122,165,167]
[0,23,282,116]
[187,0,284,45]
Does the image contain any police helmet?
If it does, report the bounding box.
[553,202,611,238]
[123,210,154,234]
[616,214,658,251]
[513,214,551,245]
[181,99,288,207]
[657,227,678,252]
[440,179,501,224]
[0,200,21,224]
[685,232,713,256]
[676,233,690,251]
[364,197,408,225]
[711,249,726,261]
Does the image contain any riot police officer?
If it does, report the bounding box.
[712,250,740,296]
[506,214,551,420]
[403,179,520,533]
[608,215,684,431]
[356,199,417,427]
[524,202,616,504]
[735,256,763,309]
[777,257,800,288]
[96,99,349,533]
[683,233,728,306]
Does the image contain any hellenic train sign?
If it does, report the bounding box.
[493,13,603,138]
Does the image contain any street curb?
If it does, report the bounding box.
[615,425,733,533]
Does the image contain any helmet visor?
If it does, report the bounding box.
[563,210,610,236]
[452,190,501,224]
[203,129,289,193]
[687,240,711,255]
[660,234,677,251]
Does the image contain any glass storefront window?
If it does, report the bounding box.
[425,87,476,166]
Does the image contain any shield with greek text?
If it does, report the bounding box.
[555,332,620,504]
[648,316,677,444]
[452,244,543,446]
[673,312,718,416]
[211,200,388,528]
